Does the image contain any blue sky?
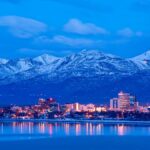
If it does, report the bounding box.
[0,0,150,58]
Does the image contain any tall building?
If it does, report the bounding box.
[130,96,138,110]
[110,98,119,111]
[110,92,139,111]
[47,98,56,105]
[38,98,46,106]
[73,103,80,112]
[118,91,130,110]
[65,103,74,112]
[130,96,136,106]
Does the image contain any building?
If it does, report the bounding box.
[96,105,107,112]
[110,91,139,111]
[85,104,95,112]
[65,103,74,112]
[118,91,130,110]
[38,98,46,105]
[148,106,150,112]
[110,98,119,111]
[47,98,56,105]
[130,96,139,111]
[73,103,80,112]
[80,105,87,112]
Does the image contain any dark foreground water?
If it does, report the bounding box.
[0,122,150,150]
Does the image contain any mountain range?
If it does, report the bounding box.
[0,50,150,105]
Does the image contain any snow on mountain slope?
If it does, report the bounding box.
[0,58,34,78]
[0,55,64,85]
[0,50,150,84]
[0,58,9,64]
[0,54,61,79]
[131,50,150,69]
[55,50,139,77]
[33,54,60,65]
[1,50,139,84]
[132,50,150,61]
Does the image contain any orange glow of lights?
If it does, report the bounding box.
[96,124,102,135]
[86,123,89,135]
[118,125,125,136]
[64,124,70,135]
[29,122,33,134]
[39,123,45,134]
[89,123,93,135]
[49,124,53,135]
[75,124,81,136]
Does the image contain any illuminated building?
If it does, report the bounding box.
[110,92,139,111]
[130,96,139,111]
[118,91,130,110]
[96,106,107,112]
[73,103,80,112]
[148,106,150,112]
[0,94,148,120]
[130,96,136,106]
[50,103,60,112]
[80,105,87,112]
[65,103,74,112]
[110,98,119,111]
[86,104,95,112]
[80,104,96,112]
[38,98,46,105]
[47,98,56,105]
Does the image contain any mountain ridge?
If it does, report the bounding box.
[0,50,150,104]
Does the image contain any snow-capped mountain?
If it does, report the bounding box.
[0,50,150,104]
[0,54,61,80]
[0,50,141,81]
[130,50,150,69]
[33,54,60,65]
[0,58,9,64]
[132,50,150,61]
[57,50,139,77]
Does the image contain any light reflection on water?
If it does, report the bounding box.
[0,122,150,140]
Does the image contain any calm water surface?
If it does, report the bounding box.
[0,122,150,141]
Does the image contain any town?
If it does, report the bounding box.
[0,91,150,121]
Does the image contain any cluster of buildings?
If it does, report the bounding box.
[65,91,149,113]
[110,91,139,111]
[0,91,149,120]
[65,103,107,113]
[110,91,149,112]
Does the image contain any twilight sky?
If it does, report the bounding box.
[0,0,150,58]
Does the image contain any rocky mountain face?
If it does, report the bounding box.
[0,50,150,105]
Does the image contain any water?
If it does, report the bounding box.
[0,122,150,141]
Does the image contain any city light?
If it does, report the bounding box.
[0,91,149,121]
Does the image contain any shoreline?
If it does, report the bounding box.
[0,119,150,125]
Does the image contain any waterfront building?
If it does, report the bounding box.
[110,98,119,111]
[96,105,107,112]
[38,98,46,105]
[110,91,139,111]
[80,104,87,112]
[130,96,139,111]
[73,103,80,112]
[86,104,95,112]
[148,106,150,112]
[65,103,74,112]
[47,98,56,105]
[118,91,130,110]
